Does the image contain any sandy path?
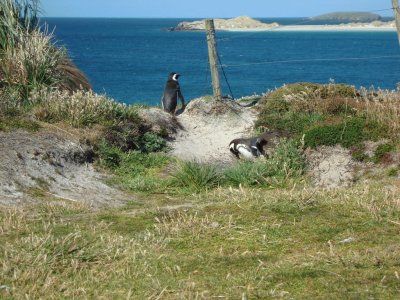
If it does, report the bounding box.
[168,99,258,165]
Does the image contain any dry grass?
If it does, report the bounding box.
[0,28,65,106]
[31,89,141,127]
[1,179,400,299]
[286,85,400,139]
[356,87,400,138]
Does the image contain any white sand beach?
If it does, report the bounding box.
[223,24,396,32]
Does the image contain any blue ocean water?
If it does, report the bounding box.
[44,18,400,105]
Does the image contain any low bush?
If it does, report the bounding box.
[138,132,168,153]
[304,118,364,148]
[98,142,122,169]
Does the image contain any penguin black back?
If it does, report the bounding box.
[161,72,185,115]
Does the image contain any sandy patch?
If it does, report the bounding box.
[0,128,134,208]
[306,145,354,189]
[168,98,258,165]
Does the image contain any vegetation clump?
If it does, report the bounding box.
[256,82,400,150]
[0,0,90,113]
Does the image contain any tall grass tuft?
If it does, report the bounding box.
[0,0,91,113]
[172,161,220,192]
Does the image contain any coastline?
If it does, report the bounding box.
[222,24,396,32]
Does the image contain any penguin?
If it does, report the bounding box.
[161,72,185,115]
[229,133,270,160]
[229,131,291,160]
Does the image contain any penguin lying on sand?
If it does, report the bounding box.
[229,134,268,160]
[161,72,185,115]
[229,131,290,160]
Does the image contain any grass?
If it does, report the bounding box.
[172,161,220,193]
[1,179,400,299]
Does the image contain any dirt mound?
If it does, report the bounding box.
[168,97,258,165]
[305,145,354,189]
[0,128,134,208]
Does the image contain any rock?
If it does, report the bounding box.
[138,107,182,135]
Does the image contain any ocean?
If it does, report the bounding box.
[44,18,400,105]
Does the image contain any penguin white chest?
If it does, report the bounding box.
[236,144,256,159]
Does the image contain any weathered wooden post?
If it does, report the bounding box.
[392,0,400,45]
[205,19,222,101]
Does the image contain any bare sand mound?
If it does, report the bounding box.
[306,145,354,189]
[168,98,258,165]
[0,128,134,208]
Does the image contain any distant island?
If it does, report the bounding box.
[170,15,395,32]
[311,12,382,22]
[170,16,279,31]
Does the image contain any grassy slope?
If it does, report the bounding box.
[1,178,400,299]
[1,82,400,298]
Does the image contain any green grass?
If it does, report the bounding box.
[172,161,220,193]
[100,147,172,193]
[1,179,400,299]
[0,115,40,132]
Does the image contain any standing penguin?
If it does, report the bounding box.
[161,72,185,115]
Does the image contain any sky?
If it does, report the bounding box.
[41,0,394,18]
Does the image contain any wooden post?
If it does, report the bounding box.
[392,0,400,45]
[205,19,222,100]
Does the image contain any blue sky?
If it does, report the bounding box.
[41,0,394,18]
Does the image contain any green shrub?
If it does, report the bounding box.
[98,142,122,169]
[172,161,220,192]
[139,132,167,153]
[304,118,365,149]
